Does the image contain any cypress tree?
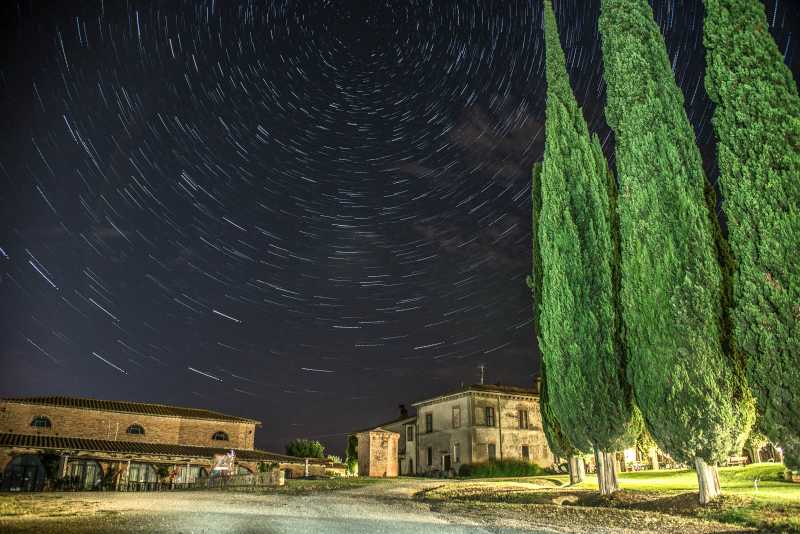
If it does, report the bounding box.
[538,0,639,496]
[529,162,588,484]
[599,0,753,503]
[703,0,800,470]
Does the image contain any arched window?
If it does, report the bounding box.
[30,416,52,429]
[212,431,229,441]
[126,424,145,435]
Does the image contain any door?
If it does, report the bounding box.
[443,454,451,471]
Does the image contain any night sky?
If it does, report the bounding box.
[1,0,798,456]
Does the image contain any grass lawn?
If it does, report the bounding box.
[274,476,384,494]
[422,463,799,533]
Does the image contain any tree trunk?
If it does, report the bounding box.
[648,448,660,471]
[568,455,585,485]
[695,457,722,504]
[594,447,619,496]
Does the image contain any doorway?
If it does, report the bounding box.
[442,454,451,471]
[2,455,46,492]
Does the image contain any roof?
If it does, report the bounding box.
[1,396,261,425]
[0,432,325,464]
[350,414,415,435]
[412,383,538,407]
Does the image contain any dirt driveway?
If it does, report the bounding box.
[0,480,749,533]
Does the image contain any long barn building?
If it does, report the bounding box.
[0,396,339,491]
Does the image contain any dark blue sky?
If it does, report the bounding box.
[1,0,798,455]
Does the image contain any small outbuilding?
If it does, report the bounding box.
[354,427,399,478]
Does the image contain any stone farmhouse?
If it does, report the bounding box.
[353,384,555,477]
[0,396,341,491]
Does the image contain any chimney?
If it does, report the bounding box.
[533,375,542,394]
[399,404,408,418]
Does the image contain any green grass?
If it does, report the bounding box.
[274,477,383,494]
[424,463,800,532]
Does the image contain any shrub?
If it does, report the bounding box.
[285,438,325,459]
[257,461,278,473]
[345,435,358,475]
[156,465,170,479]
[457,460,549,478]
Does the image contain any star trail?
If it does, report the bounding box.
[1,0,798,454]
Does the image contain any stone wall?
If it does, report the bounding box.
[470,393,553,467]
[413,390,555,473]
[379,418,417,475]
[356,430,399,477]
[278,460,346,479]
[0,401,256,449]
[416,394,472,473]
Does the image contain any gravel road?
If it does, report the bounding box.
[0,481,556,534]
[0,480,747,534]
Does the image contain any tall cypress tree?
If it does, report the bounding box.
[599,0,753,503]
[529,162,588,484]
[538,0,638,496]
[703,0,800,470]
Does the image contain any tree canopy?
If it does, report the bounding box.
[537,0,639,458]
[703,0,800,469]
[286,438,325,459]
[598,0,752,466]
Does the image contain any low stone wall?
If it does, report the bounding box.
[194,467,284,490]
[279,460,348,479]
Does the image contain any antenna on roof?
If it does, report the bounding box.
[478,364,486,385]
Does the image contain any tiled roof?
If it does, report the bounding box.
[0,432,322,464]
[412,383,538,406]
[466,384,538,396]
[2,396,260,425]
[351,414,415,435]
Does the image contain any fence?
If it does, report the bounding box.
[191,470,284,491]
[1,469,284,493]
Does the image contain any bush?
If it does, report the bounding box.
[257,461,278,473]
[345,435,358,475]
[285,438,325,459]
[458,460,549,478]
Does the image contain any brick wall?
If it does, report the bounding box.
[0,401,256,450]
[356,430,399,477]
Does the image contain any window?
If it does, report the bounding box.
[452,406,461,428]
[212,431,229,441]
[522,445,530,461]
[518,410,529,429]
[128,463,158,483]
[406,425,414,442]
[427,447,433,466]
[488,443,497,460]
[425,413,433,433]
[66,459,103,490]
[126,424,145,435]
[453,442,461,464]
[485,407,495,427]
[30,416,52,428]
